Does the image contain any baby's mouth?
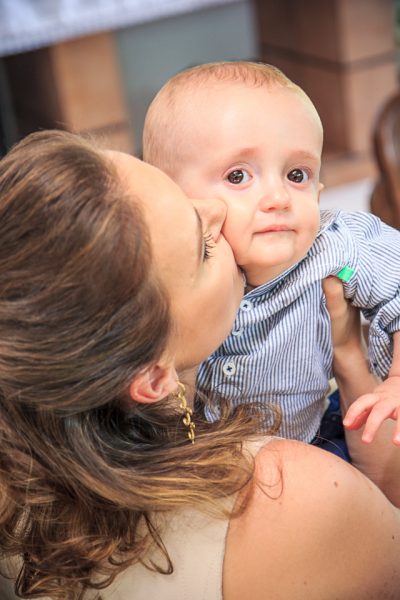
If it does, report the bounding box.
[256,224,291,234]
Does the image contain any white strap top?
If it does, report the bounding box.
[103,437,272,600]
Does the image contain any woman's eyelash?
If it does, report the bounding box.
[203,233,215,260]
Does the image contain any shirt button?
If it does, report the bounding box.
[222,361,236,376]
[240,299,253,311]
[231,327,243,336]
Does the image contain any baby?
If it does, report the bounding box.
[143,61,400,445]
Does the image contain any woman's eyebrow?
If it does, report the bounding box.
[194,207,205,265]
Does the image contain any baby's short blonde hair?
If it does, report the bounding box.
[143,61,307,176]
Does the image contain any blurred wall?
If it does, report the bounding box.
[0,0,398,191]
[115,0,258,154]
[0,0,257,156]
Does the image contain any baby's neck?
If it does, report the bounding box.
[245,260,301,292]
[245,283,256,294]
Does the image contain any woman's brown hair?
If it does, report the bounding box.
[0,131,264,599]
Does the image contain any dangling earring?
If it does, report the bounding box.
[175,382,195,444]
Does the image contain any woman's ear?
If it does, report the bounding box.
[129,363,178,404]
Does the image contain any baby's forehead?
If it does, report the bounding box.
[149,79,322,172]
[172,79,309,111]
[172,80,319,127]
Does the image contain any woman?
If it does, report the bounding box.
[0,130,399,600]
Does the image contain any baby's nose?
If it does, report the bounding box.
[259,182,290,212]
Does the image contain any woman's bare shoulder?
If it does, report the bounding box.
[223,438,400,600]
[255,437,363,490]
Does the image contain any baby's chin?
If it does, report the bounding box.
[242,262,294,289]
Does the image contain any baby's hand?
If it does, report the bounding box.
[343,376,400,445]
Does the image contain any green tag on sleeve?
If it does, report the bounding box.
[336,266,354,282]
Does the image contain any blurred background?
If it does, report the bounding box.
[1,0,400,222]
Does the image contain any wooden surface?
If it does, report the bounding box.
[370,91,400,228]
[3,32,134,152]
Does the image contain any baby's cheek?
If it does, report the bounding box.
[221,219,244,259]
[231,246,250,270]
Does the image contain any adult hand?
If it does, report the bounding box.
[322,275,364,353]
[323,276,400,506]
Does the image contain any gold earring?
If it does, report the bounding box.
[175,382,195,444]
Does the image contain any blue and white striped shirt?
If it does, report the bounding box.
[197,210,400,442]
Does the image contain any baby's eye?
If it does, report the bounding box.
[203,232,215,261]
[287,168,309,184]
[226,168,251,185]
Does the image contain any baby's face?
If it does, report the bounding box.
[172,83,323,287]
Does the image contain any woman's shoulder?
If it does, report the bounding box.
[248,437,366,527]
[254,436,357,485]
[224,437,400,600]
[245,435,359,492]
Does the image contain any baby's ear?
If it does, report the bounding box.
[129,363,178,404]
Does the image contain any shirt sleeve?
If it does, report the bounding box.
[337,212,400,377]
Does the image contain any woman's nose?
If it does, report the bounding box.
[191,198,227,241]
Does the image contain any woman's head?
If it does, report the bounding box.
[0,131,256,599]
[0,131,243,414]
[0,130,171,416]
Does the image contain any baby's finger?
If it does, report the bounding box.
[361,404,397,443]
[344,410,369,430]
[343,393,378,426]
